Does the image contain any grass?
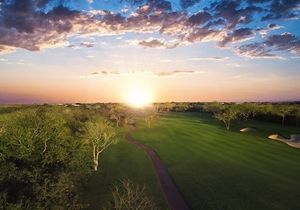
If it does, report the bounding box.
[133,112,300,210]
[81,137,168,209]
[3,107,300,209]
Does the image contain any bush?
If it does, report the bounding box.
[105,180,158,210]
[0,108,90,209]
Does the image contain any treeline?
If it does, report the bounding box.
[0,106,91,209]
[154,102,300,128]
[0,104,158,209]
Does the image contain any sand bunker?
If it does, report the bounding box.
[290,134,300,142]
[268,134,300,149]
[240,128,256,132]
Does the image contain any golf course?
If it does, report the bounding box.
[83,110,300,210]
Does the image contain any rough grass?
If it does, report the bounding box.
[81,139,168,210]
[133,112,300,210]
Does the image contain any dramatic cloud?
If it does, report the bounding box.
[236,43,275,58]
[237,32,300,58]
[262,0,300,20]
[219,28,254,47]
[122,0,172,11]
[188,11,212,25]
[212,1,263,29]
[0,0,299,58]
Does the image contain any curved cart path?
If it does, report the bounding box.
[125,132,190,210]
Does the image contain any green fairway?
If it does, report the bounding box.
[133,112,300,210]
[81,139,168,209]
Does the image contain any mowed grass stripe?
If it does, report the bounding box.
[133,112,300,210]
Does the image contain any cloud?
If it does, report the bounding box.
[137,38,178,49]
[236,32,300,58]
[155,70,196,76]
[0,2,82,51]
[86,69,199,78]
[80,41,94,48]
[190,56,230,61]
[256,23,282,37]
[219,28,254,47]
[0,45,15,54]
[180,0,201,9]
[262,0,300,20]
[188,11,212,25]
[212,1,263,29]
[122,0,172,11]
[0,0,299,58]
[265,32,300,54]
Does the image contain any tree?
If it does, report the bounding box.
[203,102,223,114]
[237,103,258,121]
[294,106,300,127]
[258,103,274,115]
[85,121,118,171]
[109,105,126,127]
[106,180,158,210]
[124,111,136,127]
[66,110,90,136]
[214,106,239,130]
[144,108,157,128]
[164,102,175,112]
[174,103,190,112]
[0,108,89,209]
[0,123,4,134]
[273,105,293,127]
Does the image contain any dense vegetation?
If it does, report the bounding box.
[0,102,299,209]
[0,107,86,208]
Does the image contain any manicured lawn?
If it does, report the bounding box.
[81,139,168,209]
[133,112,300,210]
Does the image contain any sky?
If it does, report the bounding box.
[0,0,300,103]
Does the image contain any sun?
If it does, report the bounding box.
[125,87,153,108]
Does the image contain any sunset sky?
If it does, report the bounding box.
[0,0,300,103]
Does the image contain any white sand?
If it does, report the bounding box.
[240,127,256,132]
[268,134,300,149]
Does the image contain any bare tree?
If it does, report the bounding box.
[85,121,118,171]
[105,179,158,210]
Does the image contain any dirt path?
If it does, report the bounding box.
[125,132,190,210]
